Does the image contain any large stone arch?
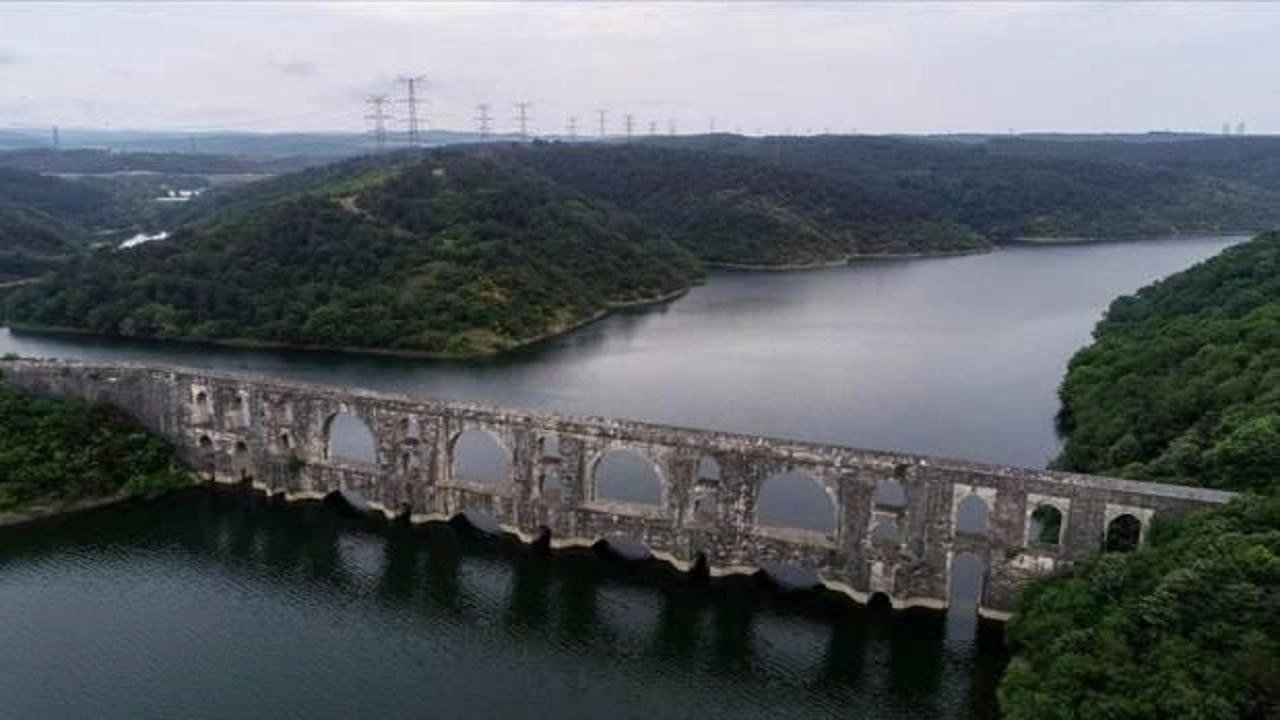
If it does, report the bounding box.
[322,409,379,466]
[449,426,512,487]
[952,485,996,537]
[755,469,839,536]
[591,447,665,507]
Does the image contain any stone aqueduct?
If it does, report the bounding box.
[2,360,1235,618]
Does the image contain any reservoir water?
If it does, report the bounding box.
[0,235,1244,719]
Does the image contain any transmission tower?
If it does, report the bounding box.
[566,116,578,141]
[1237,121,1247,136]
[648,120,657,136]
[597,109,608,138]
[398,74,426,146]
[365,94,392,151]
[475,103,493,141]
[667,119,676,136]
[624,114,634,141]
[514,101,532,140]
[50,125,60,150]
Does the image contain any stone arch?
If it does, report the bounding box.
[593,448,663,506]
[229,392,249,427]
[954,493,990,536]
[759,562,821,590]
[870,516,900,546]
[948,551,986,617]
[1105,514,1142,553]
[697,455,721,481]
[450,427,511,486]
[197,434,213,450]
[873,477,907,509]
[539,435,563,498]
[233,440,251,481]
[324,411,378,466]
[278,432,292,451]
[192,388,212,423]
[755,470,837,535]
[1028,504,1064,545]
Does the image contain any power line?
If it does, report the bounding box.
[475,103,493,141]
[597,108,608,138]
[397,74,426,146]
[364,94,392,151]
[514,101,532,140]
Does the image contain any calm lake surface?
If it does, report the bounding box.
[0,235,1244,719]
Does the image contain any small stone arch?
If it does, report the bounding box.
[323,410,378,466]
[1028,503,1065,545]
[1105,514,1142,553]
[593,448,663,506]
[697,455,721,481]
[233,440,251,481]
[600,535,652,561]
[192,388,212,422]
[197,434,213,450]
[278,432,292,451]
[539,435,563,498]
[870,516,900,546]
[755,470,837,535]
[229,393,249,427]
[954,493,990,536]
[873,477,907,509]
[450,427,511,486]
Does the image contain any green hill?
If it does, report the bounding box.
[507,143,988,265]
[3,151,701,356]
[657,135,1280,240]
[1053,230,1280,492]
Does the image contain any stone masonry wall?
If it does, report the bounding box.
[1,359,1236,617]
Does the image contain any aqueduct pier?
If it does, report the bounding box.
[2,359,1235,618]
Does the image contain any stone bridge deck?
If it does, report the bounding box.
[1,359,1235,618]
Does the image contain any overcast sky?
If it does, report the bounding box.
[1,2,1277,136]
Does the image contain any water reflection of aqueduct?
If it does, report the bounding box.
[2,360,1235,618]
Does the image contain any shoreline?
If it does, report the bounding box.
[5,285,693,362]
[0,493,132,529]
[704,246,993,271]
[1011,231,1258,246]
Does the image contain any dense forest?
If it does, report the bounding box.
[1000,495,1280,719]
[999,230,1280,718]
[0,374,189,514]
[0,148,313,175]
[661,135,1280,239]
[1054,231,1280,490]
[0,167,130,280]
[4,152,701,356]
[510,143,987,264]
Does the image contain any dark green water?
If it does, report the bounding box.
[0,489,1006,720]
[0,237,1245,718]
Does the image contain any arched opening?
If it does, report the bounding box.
[871,517,900,546]
[954,494,990,536]
[873,478,907,509]
[594,449,662,506]
[698,456,721,481]
[401,416,421,442]
[948,552,986,636]
[540,467,563,498]
[1029,504,1064,545]
[279,432,291,450]
[457,509,503,535]
[1105,514,1142,553]
[230,393,249,427]
[693,487,719,522]
[756,470,836,534]
[451,428,510,486]
[233,440,251,481]
[542,436,561,461]
[324,412,378,466]
[198,434,213,449]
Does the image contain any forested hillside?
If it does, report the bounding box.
[510,143,988,264]
[1000,230,1280,718]
[3,152,701,356]
[1053,231,1280,491]
[662,135,1280,239]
